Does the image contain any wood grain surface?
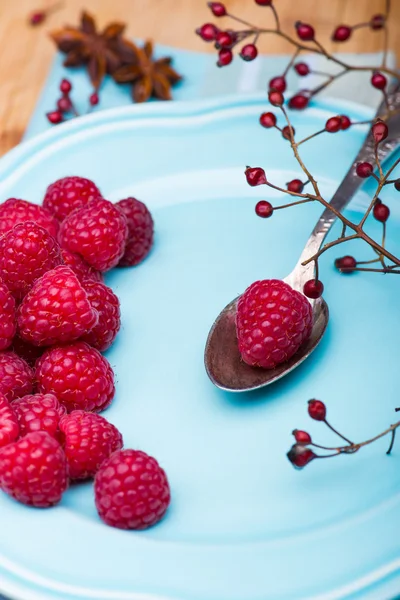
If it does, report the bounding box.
[0,0,398,157]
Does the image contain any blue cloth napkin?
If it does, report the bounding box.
[24,46,395,141]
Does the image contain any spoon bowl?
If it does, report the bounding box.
[205,293,329,392]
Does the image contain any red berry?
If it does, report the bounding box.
[255,200,273,218]
[196,23,219,42]
[10,336,44,367]
[95,449,170,529]
[116,198,154,267]
[208,2,226,17]
[17,266,98,347]
[43,176,102,222]
[332,25,352,42]
[259,112,277,128]
[0,280,16,351]
[60,79,72,94]
[63,415,120,478]
[373,202,390,222]
[294,62,310,76]
[236,279,313,369]
[288,94,309,110]
[89,92,99,106]
[0,394,19,448]
[30,11,45,25]
[60,248,103,283]
[308,399,326,421]
[59,199,128,272]
[282,125,295,140]
[0,431,68,507]
[325,116,342,133]
[334,255,357,273]
[287,444,316,468]
[216,31,234,48]
[293,429,312,444]
[0,352,34,402]
[303,279,324,299]
[255,0,272,4]
[0,221,63,301]
[36,342,115,413]
[394,179,400,192]
[12,394,66,440]
[287,179,304,193]
[59,410,123,480]
[268,90,284,106]
[0,198,59,238]
[372,119,388,143]
[217,48,233,67]
[295,22,315,41]
[240,44,258,61]
[57,96,72,113]
[371,71,387,90]
[269,76,286,92]
[340,115,351,130]
[81,280,121,352]
[46,110,63,125]
[356,161,373,178]
[245,166,267,187]
[371,14,385,30]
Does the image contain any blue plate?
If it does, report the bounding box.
[0,94,399,600]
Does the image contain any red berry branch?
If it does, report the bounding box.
[197,0,397,103]
[197,0,400,296]
[288,400,400,468]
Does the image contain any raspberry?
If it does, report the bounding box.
[59,411,123,480]
[94,449,170,529]
[17,265,98,347]
[43,176,103,222]
[36,342,115,413]
[81,281,121,351]
[60,248,103,283]
[0,199,59,238]
[59,199,128,272]
[10,336,45,367]
[0,352,34,402]
[0,394,19,448]
[0,431,68,507]
[235,279,313,369]
[12,394,66,440]
[0,279,16,351]
[116,198,154,267]
[0,222,63,301]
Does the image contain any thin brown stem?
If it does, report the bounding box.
[324,420,353,445]
[274,198,315,209]
[270,3,281,30]
[302,235,359,266]
[387,428,396,454]
[283,48,300,77]
[297,129,324,146]
[264,180,317,200]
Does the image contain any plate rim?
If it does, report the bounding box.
[0,93,391,600]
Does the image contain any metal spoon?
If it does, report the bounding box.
[205,88,400,392]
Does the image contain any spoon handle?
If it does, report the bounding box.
[289,84,400,288]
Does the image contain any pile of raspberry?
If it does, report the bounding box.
[0,177,170,530]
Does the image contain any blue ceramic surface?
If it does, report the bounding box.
[0,94,399,600]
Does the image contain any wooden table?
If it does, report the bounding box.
[0,0,398,157]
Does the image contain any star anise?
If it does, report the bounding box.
[112,40,182,102]
[51,11,138,90]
